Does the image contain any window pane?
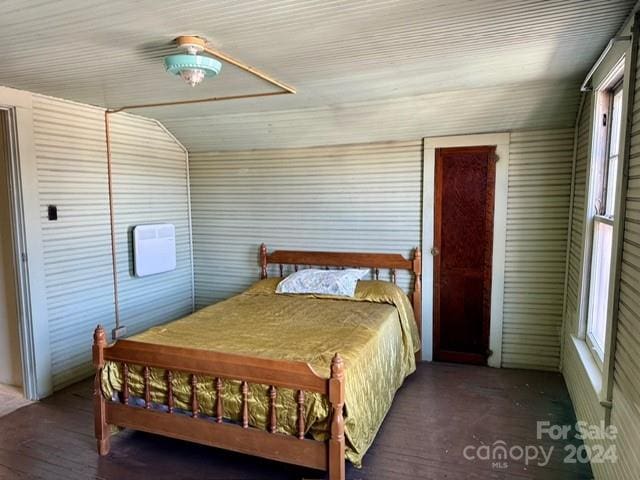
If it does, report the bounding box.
[587,220,613,359]
[609,89,623,157]
[606,88,623,216]
[606,154,618,216]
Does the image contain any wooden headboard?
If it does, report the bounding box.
[259,243,422,343]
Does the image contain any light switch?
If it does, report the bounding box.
[48,205,58,221]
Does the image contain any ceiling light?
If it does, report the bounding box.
[164,36,222,87]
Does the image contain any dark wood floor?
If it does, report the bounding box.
[0,363,592,480]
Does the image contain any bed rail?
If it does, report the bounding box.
[93,325,346,479]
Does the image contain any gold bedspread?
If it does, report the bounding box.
[101,279,420,466]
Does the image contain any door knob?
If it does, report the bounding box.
[431,247,440,256]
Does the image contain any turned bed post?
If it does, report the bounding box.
[328,353,345,480]
[412,247,422,344]
[93,325,110,455]
[260,243,268,279]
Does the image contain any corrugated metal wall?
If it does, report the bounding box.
[609,40,640,478]
[190,132,575,372]
[189,141,422,308]
[562,334,603,423]
[502,129,575,370]
[109,114,193,336]
[565,94,592,333]
[33,94,193,389]
[562,14,640,478]
[560,92,605,472]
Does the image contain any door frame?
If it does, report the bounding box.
[0,87,52,399]
[422,133,509,367]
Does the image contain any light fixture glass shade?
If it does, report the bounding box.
[180,68,206,87]
[164,54,222,86]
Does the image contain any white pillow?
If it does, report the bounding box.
[276,268,370,297]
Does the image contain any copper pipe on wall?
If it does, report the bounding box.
[104,110,121,338]
[103,38,296,338]
[202,45,296,94]
[110,91,289,113]
[110,36,296,113]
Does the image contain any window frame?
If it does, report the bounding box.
[580,59,625,371]
[585,215,613,367]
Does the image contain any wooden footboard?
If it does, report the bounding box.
[92,325,346,480]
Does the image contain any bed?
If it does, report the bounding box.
[93,244,422,480]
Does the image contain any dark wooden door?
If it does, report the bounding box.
[434,146,495,365]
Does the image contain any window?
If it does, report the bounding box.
[585,80,623,367]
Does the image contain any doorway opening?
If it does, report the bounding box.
[0,108,31,413]
[433,146,496,365]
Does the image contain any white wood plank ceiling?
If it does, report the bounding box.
[0,0,634,150]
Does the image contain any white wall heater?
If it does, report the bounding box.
[133,223,176,277]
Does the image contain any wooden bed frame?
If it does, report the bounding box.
[93,244,422,480]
